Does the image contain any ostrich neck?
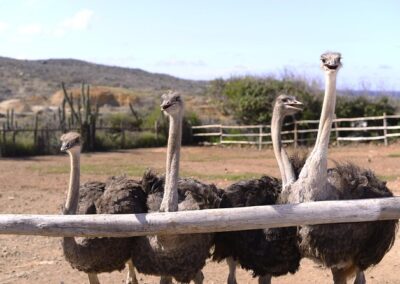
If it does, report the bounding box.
[163,113,182,212]
[64,150,80,215]
[293,71,338,202]
[271,108,295,187]
[62,149,82,260]
[313,72,337,155]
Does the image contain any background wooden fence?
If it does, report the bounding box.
[192,113,400,149]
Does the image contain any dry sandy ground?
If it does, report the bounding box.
[0,144,400,284]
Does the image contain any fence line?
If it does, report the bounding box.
[192,113,400,148]
[0,197,398,237]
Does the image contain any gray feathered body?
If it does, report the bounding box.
[131,171,221,282]
[62,176,147,273]
[212,155,306,278]
[299,163,398,271]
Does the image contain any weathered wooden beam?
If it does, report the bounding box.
[0,197,398,238]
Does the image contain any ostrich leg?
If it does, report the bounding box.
[160,276,173,284]
[126,260,139,284]
[193,271,205,284]
[331,268,348,284]
[258,274,272,284]
[354,271,366,284]
[226,257,238,284]
[88,273,100,284]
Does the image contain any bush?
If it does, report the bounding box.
[130,131,166,148]
[104,112,142,129]
[207,76,398,125]
[1,140,37,157]
[208,76,321,124]
[143,108,200,145]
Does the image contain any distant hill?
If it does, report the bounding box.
[0,56,208,100]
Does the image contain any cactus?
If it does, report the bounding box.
[60,82,99,151]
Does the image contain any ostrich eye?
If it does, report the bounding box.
[282,98,288,103]
[321,58,326,63]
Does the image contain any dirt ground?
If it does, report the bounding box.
[0,144,399,284]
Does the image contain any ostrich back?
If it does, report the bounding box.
[62,176,147,274]
[213,176,302,277]
[300,163,398,271]
[131,170,221,282]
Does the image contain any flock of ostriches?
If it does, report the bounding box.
[59,52,398,284]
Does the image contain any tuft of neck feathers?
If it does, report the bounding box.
[63,148,81,215]
[162,111,183,212]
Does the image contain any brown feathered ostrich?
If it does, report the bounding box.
[130,91,221,284]
[212,94,304,284]
[60,132,147,284]
[274,52,398,284]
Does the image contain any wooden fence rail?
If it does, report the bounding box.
[192,113,400,148]
[0,197,398,237]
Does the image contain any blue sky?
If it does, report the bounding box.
[0,0,399,90]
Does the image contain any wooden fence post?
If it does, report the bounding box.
[258,125,263,150]
[120,121,125,149]
[383,112,388,146]
[154,121,159,140]
[219,125,223,145]
[333,114,340,146]
[293,120,298,148]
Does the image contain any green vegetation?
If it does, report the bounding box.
[1,71,399,157]
[208,75,397,124]
[207,76,320,124]
[29,162,153,177]
[377,175,398,182]
[387,153,400,158]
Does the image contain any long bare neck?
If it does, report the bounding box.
[292,71,338,202]
[163,112,182,212]
[271,107,295,187]
[63,149,80,215]
[313,72,337,156]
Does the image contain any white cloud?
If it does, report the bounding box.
[62,9,94,30]
[18,24,42,35]
[0,22,9,33]
[52,28,65,38]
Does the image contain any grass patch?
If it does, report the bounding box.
[387,153,400,158]
[29,163,154,177]
[378,175,398,182]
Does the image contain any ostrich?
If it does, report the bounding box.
[130,91,221,284]
[212,94,304,284]
[274,52,397,284]
[60,132,147,284]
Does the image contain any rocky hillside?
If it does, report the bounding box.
[0,56,207,100]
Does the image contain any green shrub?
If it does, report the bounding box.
[130,131,166,148]
[207,76,399,125]
[1,139,37,157]
[104,112,142,129]
[143,108,200,145]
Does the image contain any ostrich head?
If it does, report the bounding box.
[160,91,183,117]
[274,94,304,116]
[320,52,342,73]
[60,132,81,153]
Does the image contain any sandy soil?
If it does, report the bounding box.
[0,144,399,284]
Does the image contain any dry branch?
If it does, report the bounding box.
[0,197,398,238]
